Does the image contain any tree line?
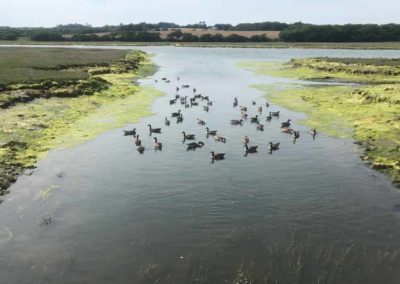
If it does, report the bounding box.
[280,23,400,42]
[2,22,400,42]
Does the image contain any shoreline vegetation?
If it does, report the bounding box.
[2,40,400,50]
[0,47,162,200]
[240,58,400,187]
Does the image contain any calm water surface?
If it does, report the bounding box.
[1,47,400,283]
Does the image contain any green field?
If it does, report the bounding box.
[0,47,129,85]
[241,58,400,186]
[2,40,400,49]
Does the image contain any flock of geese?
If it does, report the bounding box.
[123,76,317,162]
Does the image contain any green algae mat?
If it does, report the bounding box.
[241,58,400,186]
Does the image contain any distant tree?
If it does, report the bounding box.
[199,33,215,42]
[225,34,248,42]
[31,31,64,41]
[279,23,400,42]
[181,33,199,42]
[166,30,183,41]
[212,33,225,42]
[250,34,270,42]
[234,22,289,31]
[214,24,233,31]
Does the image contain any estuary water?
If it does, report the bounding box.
[1,46,400,283]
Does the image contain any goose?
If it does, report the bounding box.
[244,144,258,153]
[135,135,141,146]
[177,114,183,123]
[281,127,294,134]
[310,128,317,136]
[169,99,176,105]
[240,106,247,112]
[195,94,202,99]
[137,145,145,153]
[193,88,197,93]
[162,77,167,81]
[177,76,180,81]
[197,119,206,125]
[242,136,250,145]
[266,102,270,107]
[269,142,280,151]
[148,124,161,134]
[293,131,300,143]
[233,97,238,106]
[207,101,213,106]
[203,106,209,112]
[256,123,264,131]
[257,106,262,113]
[175,94,180,99]
[252,100,256,105]
[191,101,199,106]
[211,151,225,160]
[166,80,170,83]
[123,128,136,136]
[187,141,205,150]
[250,115,259,123]
[270,111,280,117]
[281,119,292,128]
[182,132,195,140]
[206,127,217,136]
[241,112,248,119]
[266,113,272,122]
[171,110,181,117]
[214,134,227,143]
[185,103,190,109]
[230,119,243,125]
[153,137,162,149]
[201,95,209,101]
[176,87,180,92]
[165,117,170,126]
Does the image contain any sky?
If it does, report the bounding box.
[1,0,399,27]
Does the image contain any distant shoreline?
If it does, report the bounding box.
[2,40,400,50]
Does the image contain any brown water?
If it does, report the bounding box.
[1,46,400,283]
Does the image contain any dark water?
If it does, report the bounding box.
[1,47,400,284]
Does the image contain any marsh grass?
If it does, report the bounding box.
[0,47,129,85]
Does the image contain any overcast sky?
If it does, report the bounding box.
[1,0,399,27]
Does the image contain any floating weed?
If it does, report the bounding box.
[35,185,59,200]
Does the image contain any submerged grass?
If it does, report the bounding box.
[241,59,400,186]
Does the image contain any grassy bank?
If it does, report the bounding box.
[241,58,400,186]
[0,48,162,199]
[2,40,400,49]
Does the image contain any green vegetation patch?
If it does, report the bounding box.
[0,49,163,197]
[0,47,129,85]
[261,83,400,184]
[240,58,400,84]
[242,59,400,186]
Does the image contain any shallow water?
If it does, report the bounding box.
[1,47,400,284]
